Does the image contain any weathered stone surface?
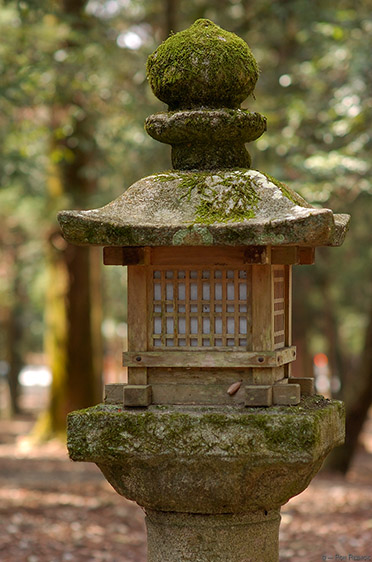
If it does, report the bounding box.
[272,383,301,405]
[245,384,273,406]
[104,383,124,405]
[145,109,266,145]
[171,140,252,170]
[145,109,267,169]
[67,396,344,513]
[123,384,152,407]
[145,510,281,562]
[58,170,350,247]
[146,20,264,170]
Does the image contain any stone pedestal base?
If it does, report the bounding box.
[67,397,345,561]
[145,509,281,562]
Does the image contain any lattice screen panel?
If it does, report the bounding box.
[273,266,285,349]
[151,268,252,349]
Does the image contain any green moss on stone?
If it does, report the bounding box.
[153,171,177,182]
[67,396,344,464]
[66,397,345,515]
[152,170,260,224]
[159,170,260,224]
[201,406,319,451]
[146,19,259,110]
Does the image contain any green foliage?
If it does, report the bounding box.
[248,2,372,366]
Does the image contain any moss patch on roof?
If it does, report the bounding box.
[155,170,260,224]
[180,171,259,224]
[58,169,350,248]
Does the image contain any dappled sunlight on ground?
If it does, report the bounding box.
[280,415,372,561]
[0,416,146,562]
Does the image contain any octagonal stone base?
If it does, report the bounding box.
[67,396,344,561]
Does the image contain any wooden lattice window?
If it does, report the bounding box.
[273,265,285,350]
[151,268,252,349]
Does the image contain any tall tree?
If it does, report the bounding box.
[36,0,104,436]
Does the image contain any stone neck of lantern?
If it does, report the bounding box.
[145,107,267,170]
[145,19,266,171]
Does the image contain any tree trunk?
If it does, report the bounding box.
[37,229,102,438]
[3,244,24,417]
[65,242,102,413]
[165,0,177,38]
[326,299,372,473]
[292,271,314,380]
[7,278,23,416]
[42,232,69,434]
[35,0,103,438]
[291,335,313,379]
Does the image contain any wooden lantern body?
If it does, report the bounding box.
[104,244,315,407]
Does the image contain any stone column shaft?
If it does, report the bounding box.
[145,509,281,562]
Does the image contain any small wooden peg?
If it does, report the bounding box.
[227,381,242,396]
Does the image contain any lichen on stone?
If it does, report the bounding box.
[261,172,312,208]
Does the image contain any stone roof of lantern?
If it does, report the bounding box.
[58,19,350,248]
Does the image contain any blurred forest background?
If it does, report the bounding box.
[0,0,371,473]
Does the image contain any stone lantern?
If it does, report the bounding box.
[60,19,349,562]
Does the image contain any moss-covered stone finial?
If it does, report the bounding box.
[145,19,266,170]
[146,18,259,110]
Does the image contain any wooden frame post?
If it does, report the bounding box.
[127,265,148,386]
[284,265,292,378]
[251,264,275,385]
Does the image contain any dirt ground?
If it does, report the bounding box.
[0,396,371,561]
